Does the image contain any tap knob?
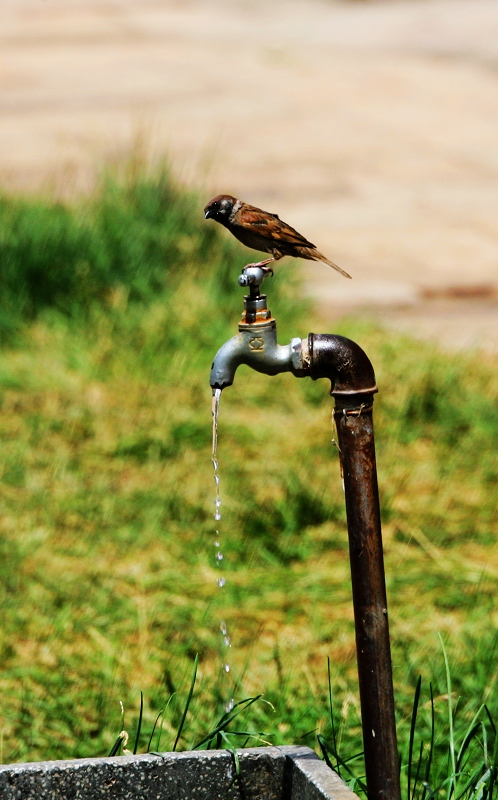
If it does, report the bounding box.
[238,266,268,289]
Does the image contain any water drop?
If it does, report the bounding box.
[225,698,234,713]
[214,541,220,548]
[223,663,230,673]
[216,577,226,588]
[216,551,224,561]
[214,511,221,521]
[224,636,231,647]
[220,621,227,635]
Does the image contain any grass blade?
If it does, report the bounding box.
[317,733,367,794]
[412,740,425,800]
[408,675,422,800]
[173,654,198,752]
[147,710,164,754]
[454,765,486,800]
[455,723,481,774]
[482,720,488,767]
[214,695,264,730]
[421,683,436,800]
[108,734,125,758]
[485,706,497,737]
[439,634,456,800]
[192,695,263,751]
[318,735,334,771]
[427,683,435,787]
[327,657,339,776]
[154,694,175,753]
[218,731,240,775]
[488,719,498,800]
[133,691,144,755]
[108,701,127,757]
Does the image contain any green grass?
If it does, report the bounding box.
[0,165,497,798]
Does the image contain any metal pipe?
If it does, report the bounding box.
[210,274,400,800]
[309,334,400,800]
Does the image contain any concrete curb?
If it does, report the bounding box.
[0,745,360,799]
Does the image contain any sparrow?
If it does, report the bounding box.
[204,194,351,278]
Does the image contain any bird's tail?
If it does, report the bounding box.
[301,248,352,279]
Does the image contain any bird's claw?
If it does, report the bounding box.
[242,261,275,277]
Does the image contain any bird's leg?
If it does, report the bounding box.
[242,257,275,276]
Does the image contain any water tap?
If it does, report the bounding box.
[210,266,309,390]
[208,266,395,800]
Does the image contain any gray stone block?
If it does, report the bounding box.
[0,745,359,800]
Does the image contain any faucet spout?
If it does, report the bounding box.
[210,320,305,391]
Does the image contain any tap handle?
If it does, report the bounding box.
[238,266,268,289]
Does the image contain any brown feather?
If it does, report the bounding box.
[297,247,352,279]
[233,205,315,248]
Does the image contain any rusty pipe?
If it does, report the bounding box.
[308,333,400,800]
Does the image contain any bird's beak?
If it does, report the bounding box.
[204,209,213,220]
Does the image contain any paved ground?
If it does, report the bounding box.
[1,0,497,350]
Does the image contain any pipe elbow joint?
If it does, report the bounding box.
[307,333,377,398]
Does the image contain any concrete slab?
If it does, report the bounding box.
[0,745,359,800]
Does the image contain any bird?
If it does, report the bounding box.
[204,194,351,278]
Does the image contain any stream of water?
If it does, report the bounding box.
[211,389,234,713]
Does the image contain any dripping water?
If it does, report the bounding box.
[211,389,234,713]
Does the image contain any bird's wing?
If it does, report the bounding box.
[235,205,316,248]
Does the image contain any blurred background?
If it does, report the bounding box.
[1,0,497,349]
[0,0,497,782]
